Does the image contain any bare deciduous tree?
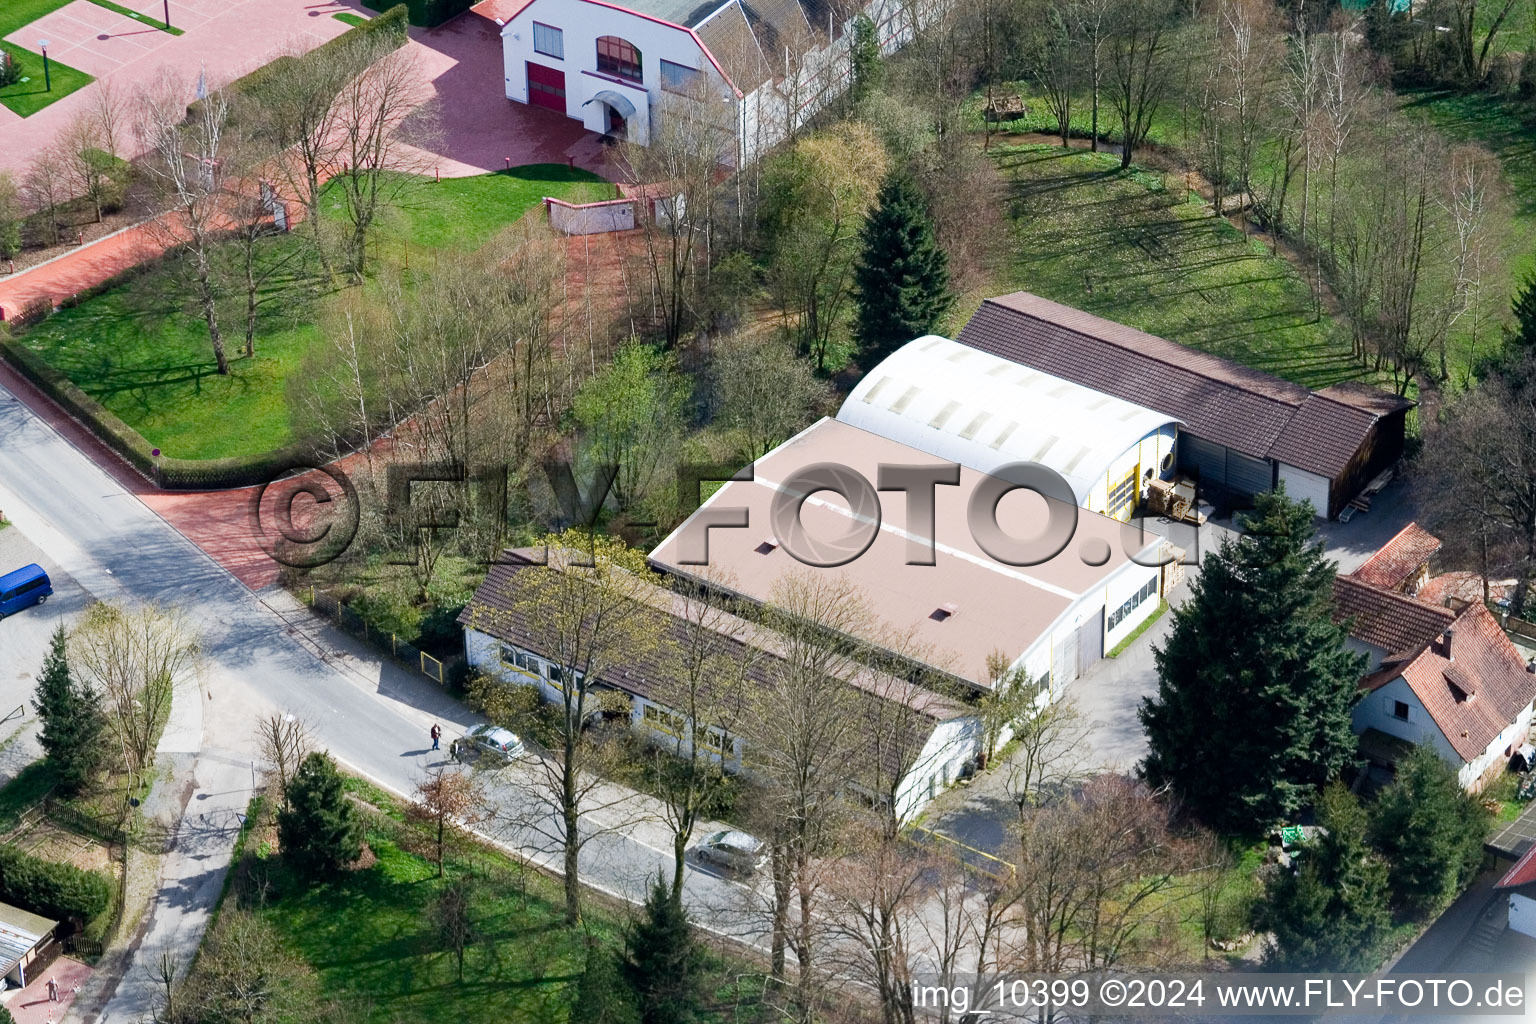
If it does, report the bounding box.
[465,533,661,924]
[71,601,200,819]
[135,72,234,374]
[257,711,314,811]
[411,764,488,878]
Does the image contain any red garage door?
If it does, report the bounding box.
[527,62,566,113]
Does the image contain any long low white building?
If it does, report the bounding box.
[459,548,981,822]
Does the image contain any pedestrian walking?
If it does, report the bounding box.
[47,976,58,1001]
[430,723,441,751]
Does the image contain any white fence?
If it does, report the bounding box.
[544,196,638,235]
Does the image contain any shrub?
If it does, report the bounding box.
[0,844,114,923]
[0,170,21,259]
[277,752,362,879]
[0,51,20,88]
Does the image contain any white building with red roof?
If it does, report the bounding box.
[475,0,941,161]
[1336,524,1536,790]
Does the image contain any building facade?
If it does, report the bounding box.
[479,0,947,162]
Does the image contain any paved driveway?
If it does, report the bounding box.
[0,0,357,177]
[925,492,1414,854]
[402,12,612,178]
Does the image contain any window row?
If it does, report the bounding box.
[640,703,730,753]
[530,29,703,96]
[499,643,582,689]
[1107,576,1158,633]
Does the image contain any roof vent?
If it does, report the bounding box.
[755,537,778,555]
[930,602,959,622]
[1442,627,1455,661]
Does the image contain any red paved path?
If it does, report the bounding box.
[1,227,637,592]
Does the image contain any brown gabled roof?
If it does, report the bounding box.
[1351,523,1442,592]
[954,293,1412,480]
[694,1,771,91]
[1332,575,1456,656]
[457,550,968,784]
[1390,603,1536,762]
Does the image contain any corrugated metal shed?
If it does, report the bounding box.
[837,335,1178,508]
[0,901,56,977]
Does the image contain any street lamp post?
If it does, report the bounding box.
[37,40,49,92]
[162,0,170,30]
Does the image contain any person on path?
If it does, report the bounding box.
[430,723,441,751]
[47,977,58,1001]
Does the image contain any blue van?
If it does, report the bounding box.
[0,564,52,618]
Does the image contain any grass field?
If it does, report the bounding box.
[1399,88,1536,285]
[211,784,767,1024]
[85,0,182,33]
[19,166,609,459]
[0,40,93,117]
[977,142,1379,391]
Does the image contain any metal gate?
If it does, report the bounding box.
[526,62,566,112]
[1226,451,1273,497]
[1077,608,1104,676]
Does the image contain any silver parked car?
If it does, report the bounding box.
[693,830,766,874]
[450,724,525,766]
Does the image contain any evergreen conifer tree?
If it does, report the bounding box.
[848,14,883,107]
[31,624,105,795]
[852,174,952,366]
[571,937,641,1024]
[1370,744,1490,917]
[623,873,704,1024]
[1508,271,1536,357]
[277,752,361,879]
[1140,488,1365,834]
[1262,784,1391,970]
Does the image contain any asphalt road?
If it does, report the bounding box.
[0,382,765,1021]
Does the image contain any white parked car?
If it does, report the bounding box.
[693,830,767,874]
[450,724,525,766]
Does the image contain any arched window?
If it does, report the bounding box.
[596,35,642,82]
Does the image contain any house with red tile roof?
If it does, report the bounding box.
[479,0,933,163]
[1495,842,1536,937]
[1336,524,1536,791]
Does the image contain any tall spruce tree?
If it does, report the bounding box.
[848,14,884,108]
[571,937,641,1024]
[1261,784,1392,970]
[277,752,361,879]
[623,873,704,1024]
[1505,271,1536,369]
[31,624,105,794]
[1370,744,1490,918]
[1140,488,1366,835]
[852,174,953,366]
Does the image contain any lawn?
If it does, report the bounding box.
[1398,88,1536,285]
[211,786,769,1024]
[0,40,93,117]
[85,0,182,33]
[977,143,1380,392]
[19,166,608,460]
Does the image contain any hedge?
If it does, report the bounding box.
[0,336,329,489]
[0,844,113,923]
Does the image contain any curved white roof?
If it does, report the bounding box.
[837,335,1179,507]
